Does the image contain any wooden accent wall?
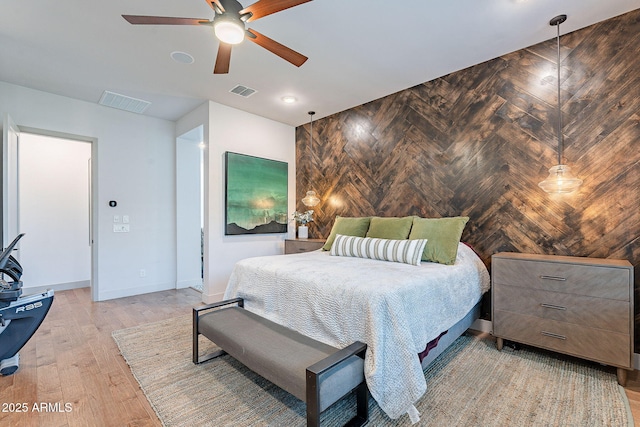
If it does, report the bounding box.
[296,10,640,341]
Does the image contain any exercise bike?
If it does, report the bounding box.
[0,234,54,375]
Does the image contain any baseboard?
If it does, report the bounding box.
[97,282,175,301]
[177,279,203,289]
[22,280,89,296]
[202,291,226,304]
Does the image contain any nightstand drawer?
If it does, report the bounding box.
[492,257,629,300]
[284,239,325,254]
[494,310,632,368]
[494,284,630,333]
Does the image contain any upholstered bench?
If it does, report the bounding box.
[192,298,369,427]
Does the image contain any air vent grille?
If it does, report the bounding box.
[98,91,151,114]
[230,85,257,98]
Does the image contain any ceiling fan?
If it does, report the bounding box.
[122,0,311,74]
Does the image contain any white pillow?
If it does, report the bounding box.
[330,234,427,266]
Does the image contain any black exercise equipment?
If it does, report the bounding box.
[0,234,54,375]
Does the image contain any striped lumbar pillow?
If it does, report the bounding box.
[330,234,427,266]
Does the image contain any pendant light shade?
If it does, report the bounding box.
[302,111,320,207]
[538,165,583,194]
[538,15,583,194]
[302,190,320,207]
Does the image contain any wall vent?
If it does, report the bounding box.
[230,85,257,98]
[98,91,151,114]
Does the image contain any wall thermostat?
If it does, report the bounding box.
[109,201,117,207]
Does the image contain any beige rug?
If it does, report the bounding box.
[113,315,632,427]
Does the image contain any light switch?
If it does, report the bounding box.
[113,224,130,233]
[113,215,121,223]
[122,215,129,224]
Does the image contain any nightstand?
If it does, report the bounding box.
[284,239,325,254]
[491,252,634,386]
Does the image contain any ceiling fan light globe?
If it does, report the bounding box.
[214,20,245,44]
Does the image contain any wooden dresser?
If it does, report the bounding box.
[491,252,634,385]
[284,239,325,254]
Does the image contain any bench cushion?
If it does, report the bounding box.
[199,307,364,411]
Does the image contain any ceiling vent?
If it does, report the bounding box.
[230,85,257,98]
[98,90,151,114]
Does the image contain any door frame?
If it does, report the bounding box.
[3,118,99,300]
[175,125,205,291]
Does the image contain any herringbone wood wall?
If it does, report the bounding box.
[296,10,640,342]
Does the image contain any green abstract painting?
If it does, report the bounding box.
[225,152,288,235]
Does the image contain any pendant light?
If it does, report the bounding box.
[302,111,320,207]
[538,14,583,194]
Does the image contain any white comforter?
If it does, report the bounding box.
[223,243,490,421]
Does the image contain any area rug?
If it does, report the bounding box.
[113,315,632,427]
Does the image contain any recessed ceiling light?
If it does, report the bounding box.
[171,51,195,64]
[281,96,297,104]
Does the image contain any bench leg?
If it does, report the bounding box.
[306,341,369,427]
[350,382,369,427]
[192,298,244,364]
[306,377,369,427]
[192,306,227,364]
[306,370,321,427]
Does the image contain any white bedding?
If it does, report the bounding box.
[223,242,490,421]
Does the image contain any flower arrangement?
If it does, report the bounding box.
[292,210,314,225]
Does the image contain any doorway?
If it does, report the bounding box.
[2,115,98,299]
[176,125,204,291]
[17,132,92,292]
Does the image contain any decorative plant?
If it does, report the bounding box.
[292,210,314,225]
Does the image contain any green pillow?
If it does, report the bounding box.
[408,216,469,265]
[366,216,414,240]
[322,216,371,251]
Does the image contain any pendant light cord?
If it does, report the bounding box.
[308,111,315,181]
[556,21,563,165]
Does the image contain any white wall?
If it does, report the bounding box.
[18,133,91,289]
[177,101,296,303]
[0,81,177,300]
[1,80,296,302]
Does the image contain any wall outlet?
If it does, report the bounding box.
[139,269,146,277]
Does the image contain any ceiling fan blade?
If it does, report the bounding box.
[122,15,210,25]
[246,29,307,67]
[214,43,233,74]
[203,0,225,12]
[240,0,312,22]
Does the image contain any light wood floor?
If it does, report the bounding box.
[0,287,202,427]
[2,287,640,426]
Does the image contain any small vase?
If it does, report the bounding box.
[298,225,308,239]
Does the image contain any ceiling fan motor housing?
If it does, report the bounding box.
[215,0,244,17]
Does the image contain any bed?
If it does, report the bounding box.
[223,241,490,423]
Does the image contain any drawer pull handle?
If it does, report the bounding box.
[540,275,566,281]
[541,331,566,340]
[540,303,567,311]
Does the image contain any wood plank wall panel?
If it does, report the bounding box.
[295,10,640,344]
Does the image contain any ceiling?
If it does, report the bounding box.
[1,0,638,127]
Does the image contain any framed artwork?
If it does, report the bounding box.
[224,152,288,235]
